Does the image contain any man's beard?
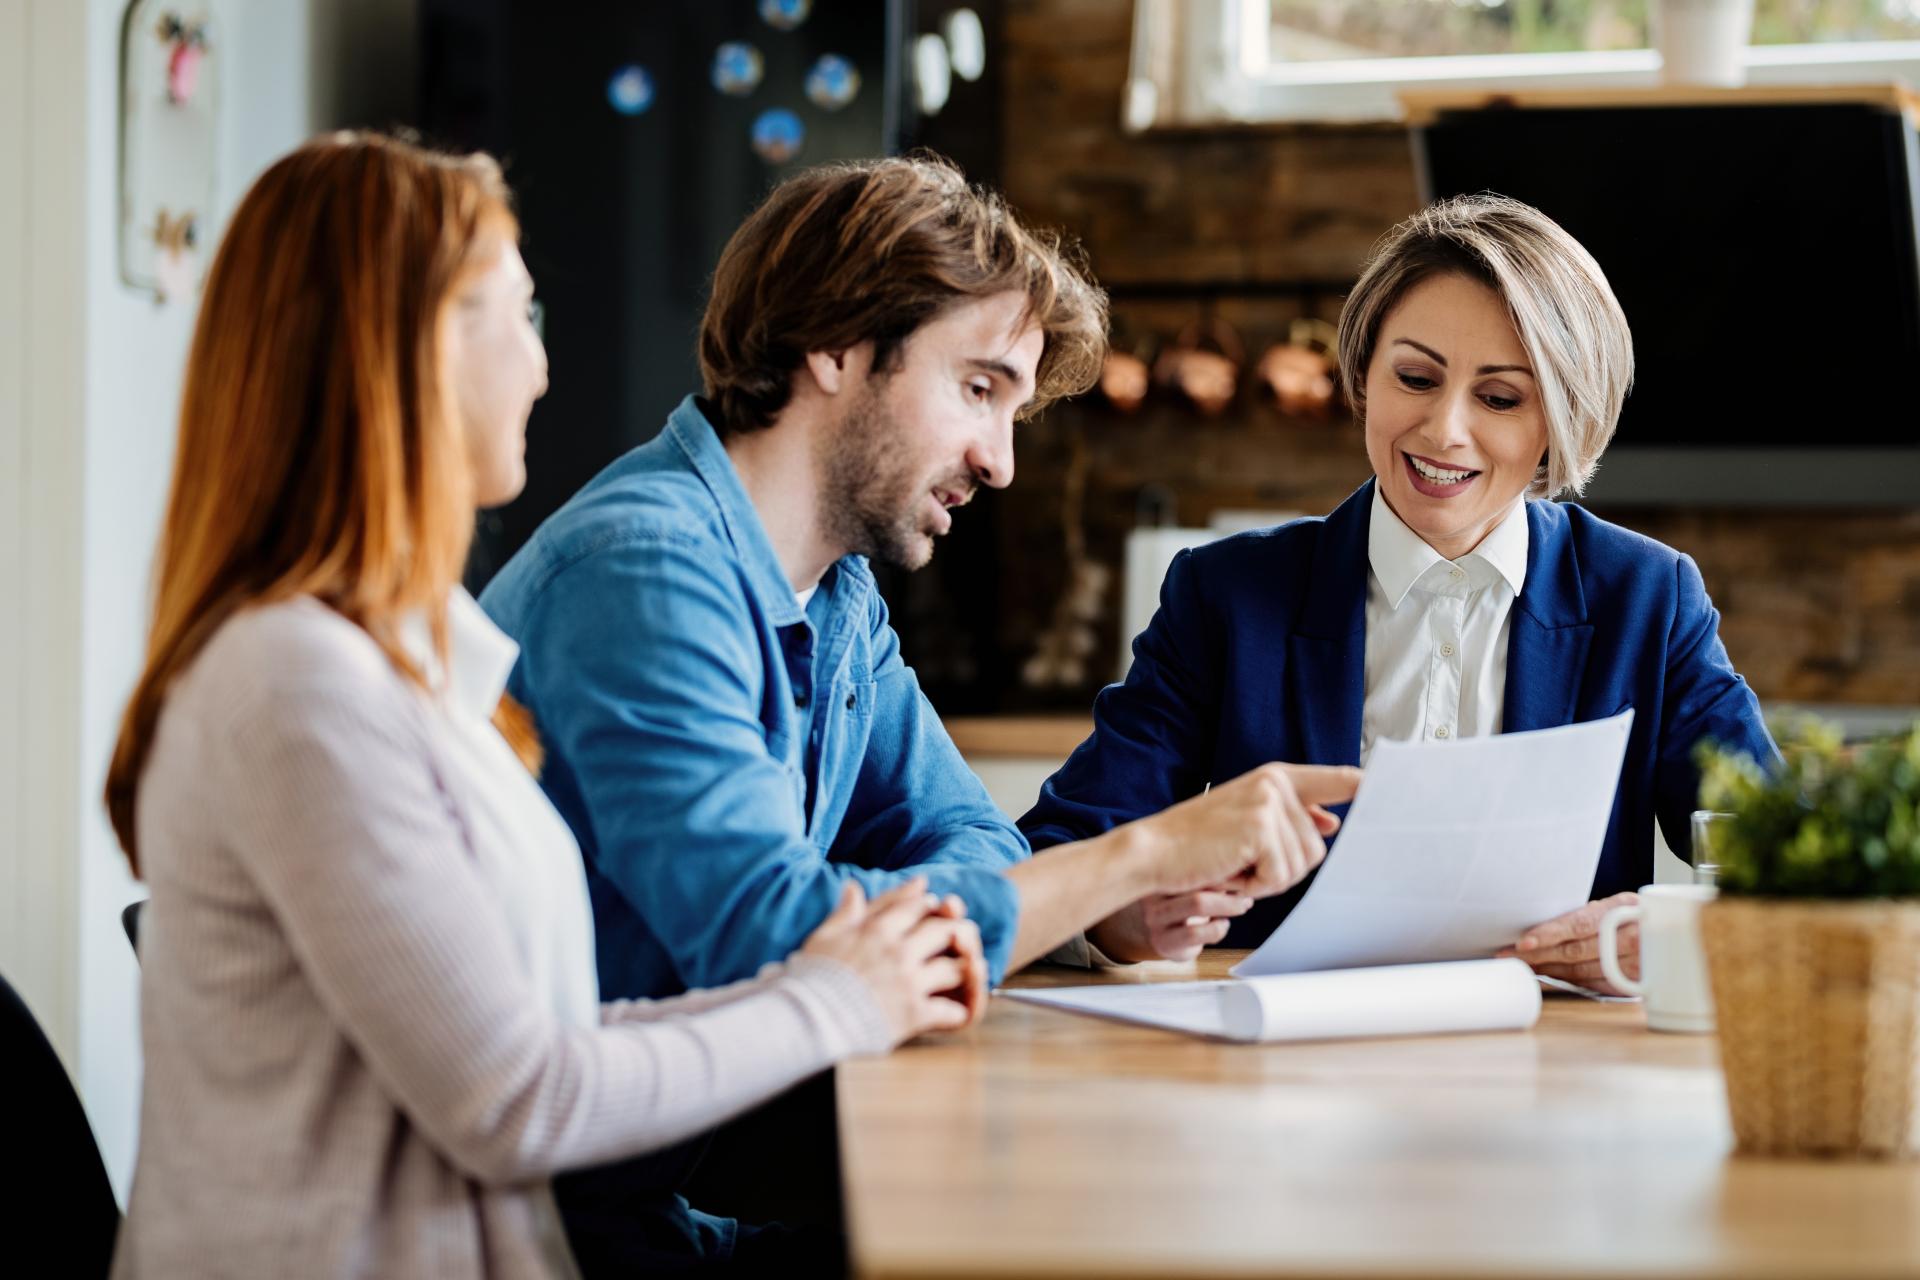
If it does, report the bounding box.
[817,386,967,571]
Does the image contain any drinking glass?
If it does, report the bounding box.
[1690,809,1733,887]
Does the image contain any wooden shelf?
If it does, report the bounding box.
[1401,81,1920,127]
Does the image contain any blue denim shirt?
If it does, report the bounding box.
[480,396,1028,999]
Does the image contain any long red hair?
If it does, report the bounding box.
[106,131,539,873]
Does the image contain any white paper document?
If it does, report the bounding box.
[1003,959,1542,1043]
[1234,709,1635,978]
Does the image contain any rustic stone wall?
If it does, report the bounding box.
[894,0,1919,716]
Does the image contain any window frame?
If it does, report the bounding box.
[1125,0,1920,128]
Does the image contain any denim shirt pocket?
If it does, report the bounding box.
[836,677,877,723]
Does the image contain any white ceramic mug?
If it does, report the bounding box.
[1599,884,1719,1033]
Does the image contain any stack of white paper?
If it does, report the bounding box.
[1234,709,1635,977]
[1003,958,1541,1043]
[1000,713,1636,1043]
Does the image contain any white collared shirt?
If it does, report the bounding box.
[1361,488,1530,765]
[400,589,601,1030]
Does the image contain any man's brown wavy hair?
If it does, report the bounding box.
[699,154,1107,434]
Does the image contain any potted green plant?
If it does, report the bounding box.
[1696,718,1920,1158]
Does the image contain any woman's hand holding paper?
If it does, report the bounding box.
[1497,891,1641,994]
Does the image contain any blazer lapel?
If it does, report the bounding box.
[1503,501,1594,732]
[1288,483,1370,766]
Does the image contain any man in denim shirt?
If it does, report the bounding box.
[481,158,1360,1011]
[482,155,1359,1276]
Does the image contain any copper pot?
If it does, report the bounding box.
[1099,349,1151,413]
[1255,318,1339,419]
[1153,316,1244,416]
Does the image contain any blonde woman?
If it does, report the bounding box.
[103,133,985,1279]
[1023,194,1774,991]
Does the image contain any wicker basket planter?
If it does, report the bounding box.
[1699,897,1920,1159]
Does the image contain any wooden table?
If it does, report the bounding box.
[942,715,1095,760]
[837,952,1920,1279]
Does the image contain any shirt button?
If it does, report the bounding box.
[1435,725,1451,740]
[845,693,857,710]
[1449,566,1465,581]
[793,692,809,708]
[1440,643,1455,658]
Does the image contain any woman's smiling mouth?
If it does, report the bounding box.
[1403,451,1481,497]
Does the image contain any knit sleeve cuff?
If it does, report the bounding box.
[778,953,896,1057]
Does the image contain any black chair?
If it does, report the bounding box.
[0,968,120,1275]
[122,900,145,956]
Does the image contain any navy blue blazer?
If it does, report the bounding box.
[1020,481,1776,947]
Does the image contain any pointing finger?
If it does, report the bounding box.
[1280,764,1363,807]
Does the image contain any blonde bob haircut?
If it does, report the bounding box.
[1336,193,1634,499]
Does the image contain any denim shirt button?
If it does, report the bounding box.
[793,692,809,708]
[845,693,856,710]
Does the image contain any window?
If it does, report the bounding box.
[1267,1,1920,64]
[1125,0,1920,126]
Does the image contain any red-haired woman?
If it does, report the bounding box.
[103,132,984,1279]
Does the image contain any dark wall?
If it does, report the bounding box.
[421,0,910,584]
